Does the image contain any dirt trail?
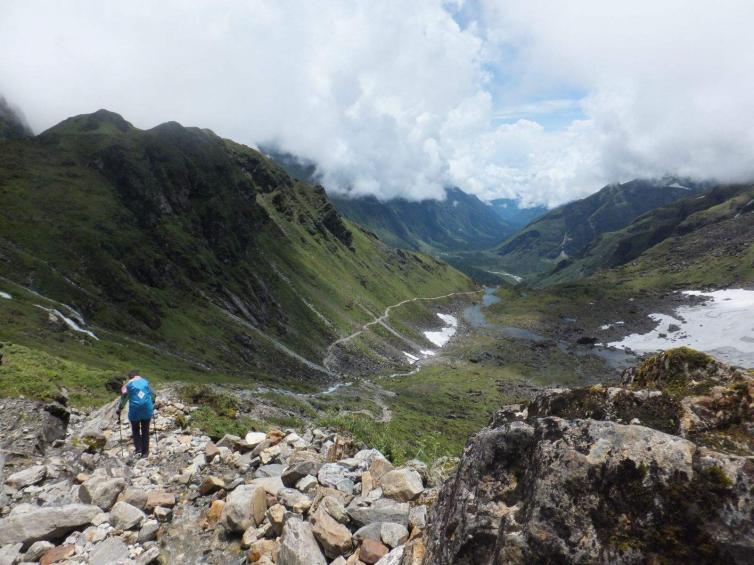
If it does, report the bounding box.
[323,289,481,370]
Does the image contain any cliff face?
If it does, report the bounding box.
[423,348,754,564]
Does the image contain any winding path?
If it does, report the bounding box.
[323,289,481,369]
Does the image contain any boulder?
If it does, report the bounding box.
[424,412,754,564]
[379,469,423,502]
[221,484,267,532]
[311,506,353,558]
[276,518,326,565]
[88,537,129,565]
[321,495,349,525]
[109,501,145,530]
[5,465,46,490]
[359,538,389,564]
[78,476,126,510]
[346,498,409,528]
[0,504,100,546]
[380,522,408,548]
[281,451,324,487]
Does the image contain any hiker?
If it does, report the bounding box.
[116,370,156,458]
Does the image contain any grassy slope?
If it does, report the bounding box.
[0,110,473,406]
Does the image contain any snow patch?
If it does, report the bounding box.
[35,305,99,340]
[0,291,11,300]
[609,289,754,368]
[403,352,420,364]
[668,182,691,190]
[424,313,458,347]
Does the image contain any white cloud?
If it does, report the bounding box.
[1,0,753,206]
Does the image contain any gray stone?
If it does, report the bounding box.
[109,501,145,530]
[78,476,126,510]
[317,463,351,489]
[254,464,284,478]
[0,503,100,546]
[380,522,408,548]
[0,543,22,565]
[310,506,352,559]
[249,476,284,496]
[321,496,349,524]
[88,537,129,565]
[281,451,324,487]
[408,505,427,531]
[120,487,148,510]
[375,546,405,565]
[138,519,160,542]
[135,546,160,565]
[346,497,409,528]
[22,540,54,562]
[277,488,312,514]
[295,474,318,494]
[353,522,383,542]
[276,517,326,565]
[221,484,267,532]
[4,466,46,490]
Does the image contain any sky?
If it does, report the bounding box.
[2,0,754,207]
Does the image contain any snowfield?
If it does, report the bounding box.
[424,313,458,347]
[609,289,754,368]
[0,291,11,300]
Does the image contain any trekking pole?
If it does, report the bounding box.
[117,411,126,458]
[151,416,158,455]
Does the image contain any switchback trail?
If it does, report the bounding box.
[323,289,482,370]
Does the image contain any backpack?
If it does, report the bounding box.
[127,377,154,421]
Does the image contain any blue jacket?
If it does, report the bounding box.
[120,376,155,421]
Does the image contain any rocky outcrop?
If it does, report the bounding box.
[424,349,754,564]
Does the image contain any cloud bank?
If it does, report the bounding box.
[1,0,753,206]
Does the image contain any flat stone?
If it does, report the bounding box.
[0,504,100,546]
[245,431,267,448]
[5,465,46,490]
[146,491,176,511]
[347,498,409,528]
[110,501,146,530]
[88,537,129,565]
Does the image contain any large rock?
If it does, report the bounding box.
[310,506,352,559]
[109,501,146,530]
[281,450,324,487]
[276,517,326,565]
[5,465,46,490]
[0,543,22,565]
[221,484,267,532]
[0,504,100,546]
[379,469,423,502]
[78,476,126,510]
[424,413,754,564]
[346,498,409,528]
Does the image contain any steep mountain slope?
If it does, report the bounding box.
[583,183,754,289]
[329,187,514,252]
[488,197,547,228]
[0,109,473,393]
[493,178,708,277]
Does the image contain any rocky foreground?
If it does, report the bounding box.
[424,348,754,564]
[0,387,447,564]
[1,347,752,565]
